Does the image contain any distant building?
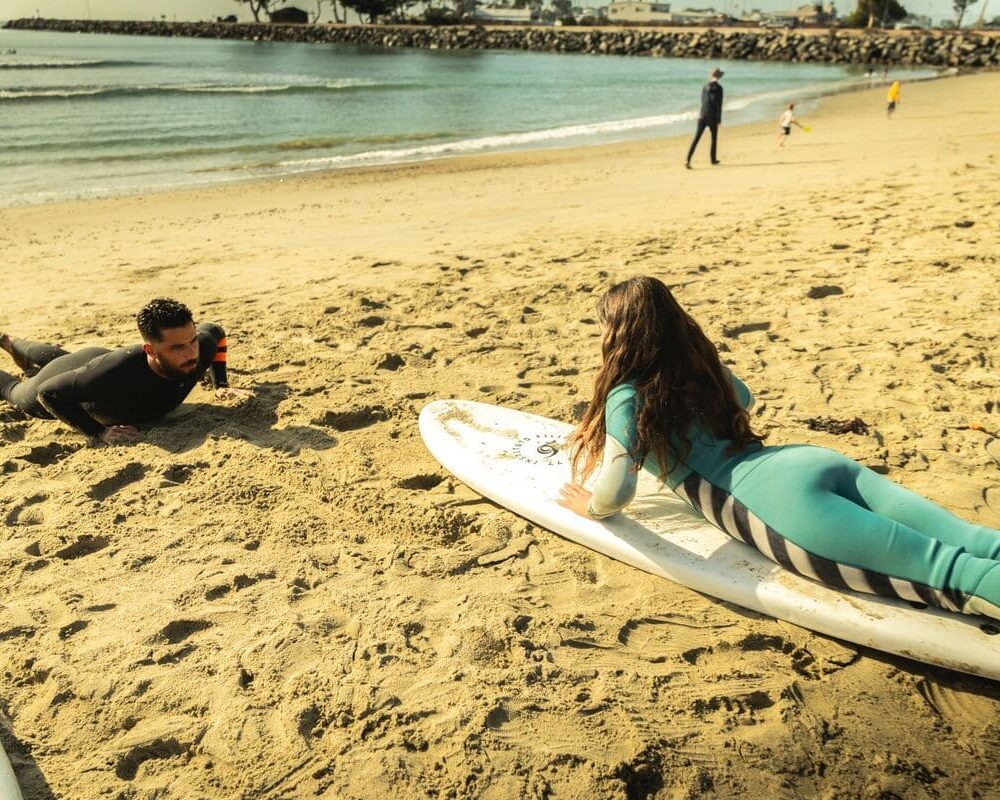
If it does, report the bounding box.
[764,3,837,25]
[574,6,608,19]
[269,6,310,24]
[672,6,727,24]
[475,6,536,22]
[606,1,675,23]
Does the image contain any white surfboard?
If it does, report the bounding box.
[419,399,1000,681]
[0,741,23,800]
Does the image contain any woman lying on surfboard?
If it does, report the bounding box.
[557,276,1000,622]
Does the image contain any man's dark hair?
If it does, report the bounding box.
[136,298,194,342]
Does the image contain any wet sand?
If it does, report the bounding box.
[1,71,999,799]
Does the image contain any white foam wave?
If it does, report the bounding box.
[0,87,106,99]
[274,110,699,172]
[0,78,378,101]
[0,58,105,68]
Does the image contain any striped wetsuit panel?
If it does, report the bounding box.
[673,471,968,613]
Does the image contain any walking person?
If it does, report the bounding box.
[685,67,724,169]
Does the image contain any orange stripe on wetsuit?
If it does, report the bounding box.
[210,336,229,387]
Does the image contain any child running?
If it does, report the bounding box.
[777,103,805,147]
[887,80,900,117]
[557,276,1000,622]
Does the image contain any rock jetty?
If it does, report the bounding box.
[5,18,1000,67]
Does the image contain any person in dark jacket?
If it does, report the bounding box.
[685,67,725,168]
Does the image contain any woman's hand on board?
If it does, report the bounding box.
[557,483,593,518]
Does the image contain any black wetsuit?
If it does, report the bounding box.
[0,323,228,438]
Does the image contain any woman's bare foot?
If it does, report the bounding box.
[0,333,36,375]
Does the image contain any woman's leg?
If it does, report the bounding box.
[678,448,1000,620]
[845,466,1000,560]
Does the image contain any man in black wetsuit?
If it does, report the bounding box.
[0,298,249,445]
[685,67,724,169]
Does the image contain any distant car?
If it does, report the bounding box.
[894,22,925,30]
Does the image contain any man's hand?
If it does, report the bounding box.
[557,483,594,519]
[214,387,253,402]
[99,425,140,446]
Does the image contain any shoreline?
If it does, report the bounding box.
[0,55,948,211]
[1,67,999,800]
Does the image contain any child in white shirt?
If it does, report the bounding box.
[777,103,805,147]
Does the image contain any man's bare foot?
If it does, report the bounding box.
[0,333,37,375]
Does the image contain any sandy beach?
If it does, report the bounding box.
[1,71,999,799]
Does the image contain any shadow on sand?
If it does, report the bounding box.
[2,713,56,800]
[144,381,337,455]
[699,158,846,168]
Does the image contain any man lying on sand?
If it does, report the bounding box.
[0,298,250,445]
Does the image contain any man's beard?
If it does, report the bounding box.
[157,355,198,381]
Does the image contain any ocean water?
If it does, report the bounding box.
[0,28,937,207]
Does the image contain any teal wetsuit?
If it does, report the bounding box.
[587,374,1000,622]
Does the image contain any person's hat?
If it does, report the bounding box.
[711,67,724,79]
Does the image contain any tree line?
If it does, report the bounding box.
[235,0,994,28]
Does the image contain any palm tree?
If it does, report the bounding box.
[975,0,990,27]
[953,0,978,28]
[314,0,347,22]
[234,0,279,22]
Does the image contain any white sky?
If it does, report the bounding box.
[0,0,983,24]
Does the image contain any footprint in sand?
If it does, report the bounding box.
[376,353,405,372]
[0,421,28,443]
[204,571,276,601]
[396,474,445,491]
[16,442,76,466]
[115,738,192,781]
[313,405,390,432]
[159,462,207,486]
[918,677,1000,733]
[4,492,49,526]
[25,533,110,561]
[158,619,213,645]
[88,462,146,501]
[722,321,771,339]
[58,620,89,640]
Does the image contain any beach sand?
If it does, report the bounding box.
[1,71,999,800]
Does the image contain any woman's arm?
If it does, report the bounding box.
[559,387,639,520]
[585,434,639,518]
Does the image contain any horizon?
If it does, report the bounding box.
[0,0,979,25]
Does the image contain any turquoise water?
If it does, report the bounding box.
[0,28,936,206]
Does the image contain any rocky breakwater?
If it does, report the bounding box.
[5,18,1000,67]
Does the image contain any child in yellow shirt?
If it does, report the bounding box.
[886,80,900,117]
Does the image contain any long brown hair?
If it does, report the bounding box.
[570,276,764,481]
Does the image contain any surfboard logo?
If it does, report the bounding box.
[510,434,563,463]
[536,441,560,457]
